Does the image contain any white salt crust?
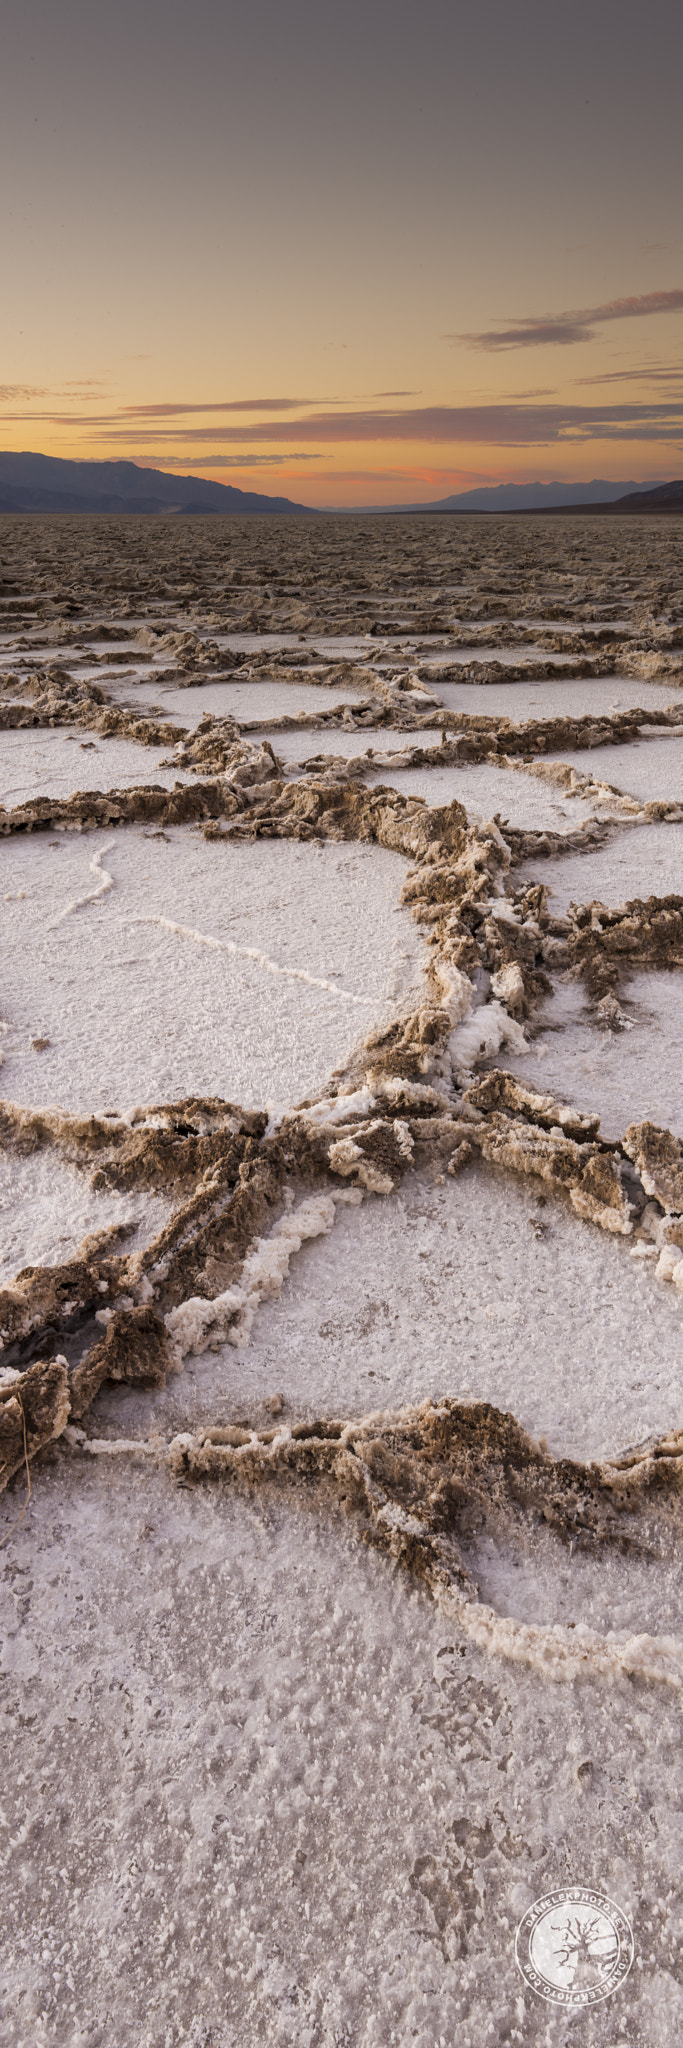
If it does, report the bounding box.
[2,1458,682,2048]
[542,733,683,807]
[431,675,679,720]
[0,726,195,808]
[91,1160,683,1464]
[97,675,371,727]
[0,1147,171,1287]
[363,758,608,831]
[521,819,683,914]
[507,969,683,1143]
[0,829,426,1114]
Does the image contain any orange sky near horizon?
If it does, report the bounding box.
[2,0,682,505]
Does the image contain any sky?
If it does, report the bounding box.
[1,0,682,507]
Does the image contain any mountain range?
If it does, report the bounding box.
[351,478,667,513]
[0,453,681,516]
[0,453,315,515]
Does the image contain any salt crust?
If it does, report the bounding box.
[0,1146,171,1286]
[506,970,683,1142]
[99,675,371,728]
[432,674,679,720]
[520,818,683,912]
[91,1160,683,1462]
[0,725,195,808]
[3,518,683,2044]
[363,759,609,831]
[2,1458,683,2048]
[164,1188,355,1363]
[0,830,425,1113]
[543,732,683,807]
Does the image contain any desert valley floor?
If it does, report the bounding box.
[1,511,683,2047]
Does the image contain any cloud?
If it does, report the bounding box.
[0,385,52,401]
[141,453,321,468]
[574,363,683,388]
[119,397,312,417]
[81,401,683,447]
[452,289,683,351]
[3,400,683,449]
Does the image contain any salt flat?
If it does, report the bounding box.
[0,726,194,807]
[90,1157,683,1462]
[508,970,683,1142]
[2,511,683,2048]
[2,1457,683,2048]
[0,829,424,1114]
[521,819,683,911]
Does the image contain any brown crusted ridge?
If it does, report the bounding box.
[148,699,683,776]
[201,780,468,856]
[0,775,467,850]
[162,728,277,775]
[0,1136,288,1364]
[166,1396,683,1600]
[0,1356,70,1493]
[623,1122,683,1215]
[503,818,618,861]
[0,1095,267,1193]
[463,1070,601,1141]
[69,1305,171,1419]
[567,893,683,997]
[0,778,229,836]
[0,665,184,747]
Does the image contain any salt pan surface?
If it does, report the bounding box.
[2,1457,681,2048]
[0,1146,171,1286]
[91,1160,683,1462]
[507,971,683,1142]
[431,675,678,720]
[0,830,425,1114]
[364,759,605,830]
[543,733,683,806]
[0,726,194,808]
[522,820,683,914]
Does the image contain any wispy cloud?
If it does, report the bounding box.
[119,397,313,417]
[138,453,322,468]
[0,385,52,401]
[3,401,683,448]
[574,363,683,388]
[452,289,683,351]
[82,402,683,447]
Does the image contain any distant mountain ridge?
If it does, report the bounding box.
[584,479,683,512]
[0,452,315,515]
[349,478,665,513]
[1,454,680,517]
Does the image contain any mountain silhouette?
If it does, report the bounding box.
[0,452,316,515]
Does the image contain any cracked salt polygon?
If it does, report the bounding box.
[363,759,608,830]
[429,675,680,721]
[0,829,426,1112]
[541,734,683,808]
[89,1159,683,1462]
[519,820,683,916]
[505,971,683,1142]
[0,725,196,808]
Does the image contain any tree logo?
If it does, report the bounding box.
[515,1886,634,2007]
